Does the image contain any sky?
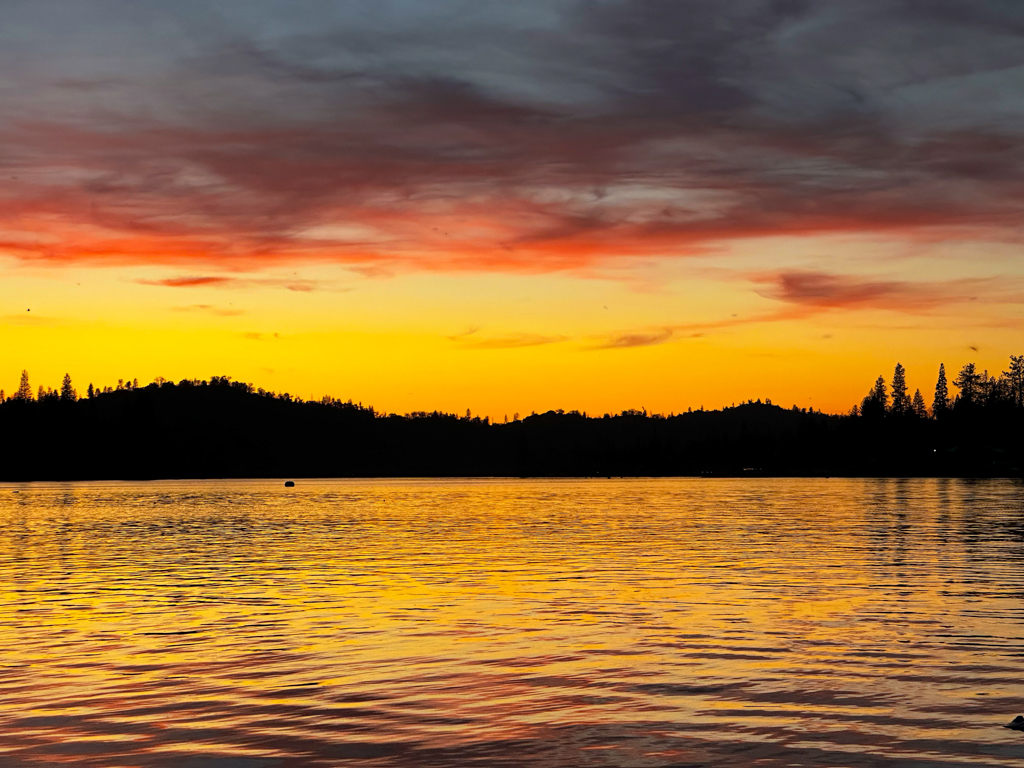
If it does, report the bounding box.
[2,0,1023,417]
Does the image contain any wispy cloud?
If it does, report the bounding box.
[137,275,331,292]
[751,271,1010,313]
[592,328,674,350]
[448,328,567,349]
[459,333,568,350]
[241,332,281,341]
[4,312,59,326]
[446,326,481,341]
[171,304,244,317]
[141,276,234,288]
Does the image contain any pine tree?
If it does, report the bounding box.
[14,370,33,401]
[933,364,949,417]
[912,388,927,418]
[953,362,981,408]
[87,383,95,399]
[890,363,910,416]
[60,373,76,402]
[861,375,888,418]
[1004,354,1024,409]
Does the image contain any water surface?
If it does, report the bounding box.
[1,478,1023,766]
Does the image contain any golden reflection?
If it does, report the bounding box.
[0,479,1023,766]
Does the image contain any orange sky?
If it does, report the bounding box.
[2,2,1022,417]
[5,234,1022,418]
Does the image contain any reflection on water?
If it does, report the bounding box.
[1,478,1023,767]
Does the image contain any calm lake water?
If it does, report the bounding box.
[1,478,1023,767]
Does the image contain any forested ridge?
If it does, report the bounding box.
[1,357,1022,480]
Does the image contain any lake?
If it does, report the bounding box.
[1,478,1023,767]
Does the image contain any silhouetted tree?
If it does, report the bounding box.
[911,388,927,418]
[60,373,76,402]
[87,383,95,399]
[933,364,949,417]
[890,363,910,416]
[977,369,1002,407]
[5,360,1024,482]
[861,375,888,419]
[1004,355,1024,409]
[14,370,33,402]
[953,362,982,409]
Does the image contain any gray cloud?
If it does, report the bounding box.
[0,1,1022,272]
[752,271,1012,311]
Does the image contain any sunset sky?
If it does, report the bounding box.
[2,1,1022,418]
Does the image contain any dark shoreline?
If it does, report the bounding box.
[3,378,1021,482]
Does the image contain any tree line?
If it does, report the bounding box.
[5,354,1023,421]
[854,356,1024,419]
[1,358,1022,479]
[0,371,380,413]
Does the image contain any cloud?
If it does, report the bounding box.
[241,332,281,341]
[456,333,568,350]
[144,277,234,288]
[3,313,59,326]
[592,328,674,350]
[752,271,1006,312]
[573,270,1023,345]
[171,304,244,317]
[666,306,817,334]
[282,281,318,292]
[446,326,481,341]
[0,1,1021,277]
[137,275,330,292]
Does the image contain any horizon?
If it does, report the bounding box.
[3,367,803,418]
[0,356,991,417]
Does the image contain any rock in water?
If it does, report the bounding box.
[284,481,295,488]
[1005,715,1024,730]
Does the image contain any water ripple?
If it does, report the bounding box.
[1,478,1023,766]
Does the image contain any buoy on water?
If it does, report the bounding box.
[284,480,295,488]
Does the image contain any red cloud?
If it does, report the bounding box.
[752,271,1002,312]
[0,96,1021,278]
[142,276,235,288]
[136,275,329,292]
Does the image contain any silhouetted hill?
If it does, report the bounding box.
[2,378,1021,480]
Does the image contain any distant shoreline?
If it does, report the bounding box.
[3,371,1021,482]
